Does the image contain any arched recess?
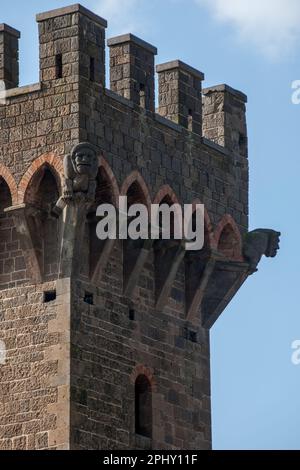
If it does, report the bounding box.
[135,375,152,438]
[0,164,18,206]
[121,171,152,211]
[214,214,243,261]
[153,185,182,241]
[18,153,63,204]
[153,184,179,206]
[88,157,120,283]
[130,365,156,440]
[0,177,26,289]
[23,163,61,280]
[185,199,214,251]
[185,200,215,320]
[130,364,157,390]
[98,155,120,207]
[121,172,152,296]
[153,185,185,310]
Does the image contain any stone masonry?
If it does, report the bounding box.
[0,4,279,450]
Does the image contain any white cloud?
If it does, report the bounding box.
[195,0,300,60]
[93,0,146,35]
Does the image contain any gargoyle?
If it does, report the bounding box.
[63,142,98,201]
[243,229,281,273]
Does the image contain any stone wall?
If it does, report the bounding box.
[0,279,70,450]
[0,4,249,450]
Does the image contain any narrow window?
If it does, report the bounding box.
[84,292,94,305]
[129,308,135,321]
[55,54,63,79]
[135,375,152,438]
[44,290,56,303]
[189,330,197,343]
[90,57,95,82]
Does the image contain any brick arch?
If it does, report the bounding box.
[189,199,214,249]
[18,153,63,204]
[214,214,243,260]
[120,170,152,211]
[153,184,180,205]
[0,164,18,205]
[130,364,157,392]
[99,155,120,207]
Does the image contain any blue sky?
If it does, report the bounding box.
[2,0,299,450]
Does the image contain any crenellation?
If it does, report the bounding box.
[203,84,248,158]
[37,5,107,87]
[0,24,20,90]
[108,33,157,112]
[157,60,204,135]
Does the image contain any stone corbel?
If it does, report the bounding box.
[88,211,116,285]
[123,237,153,298]
[58,195,91,279]
[4,203,44,283]
[56,142,99,279]
[185,250,216,324]
[186,228,281,329]
[200,259,249,329]
[155,239,186,311]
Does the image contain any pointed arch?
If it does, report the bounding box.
[121,170,151,211]
[98,155,120,207]
[135,375,152,438]
[214,214,243,260]
[0,164,18,206]
[153,184,179,205]
[130,364,157,391]
[18,153,63,204]
[188,199,214,250]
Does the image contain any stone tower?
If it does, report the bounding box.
[0,5,279,450]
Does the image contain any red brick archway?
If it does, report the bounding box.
[18,153,63,204]
[121,170,152,211]
[190,198,214,249]
[0,164,18,206]
[130,364,157,392]
[99,155,120,207]
[153,184,179,205]
[214,214,243,260]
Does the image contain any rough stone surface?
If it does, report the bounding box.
[108,34,157,112]
[0,25,20,89]
[0,3,253,450]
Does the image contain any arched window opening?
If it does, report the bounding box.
[127,181,147,208]
[0,178,12,214]
[0,178,24,288]
[94,167,115,207]
[158,195,178,239]
[135,375,152,438]
[88,166,118,280]
[24,165,60,280]
[125,180,149,236]
[25,165,59,211]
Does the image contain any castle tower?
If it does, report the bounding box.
[0,5,279,450]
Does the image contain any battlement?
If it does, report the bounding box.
[0,3,247,154]
[0,23,20,89]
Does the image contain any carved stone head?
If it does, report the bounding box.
[71,143,98,177]
[265,230,281,258]
[243,228,281,273]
